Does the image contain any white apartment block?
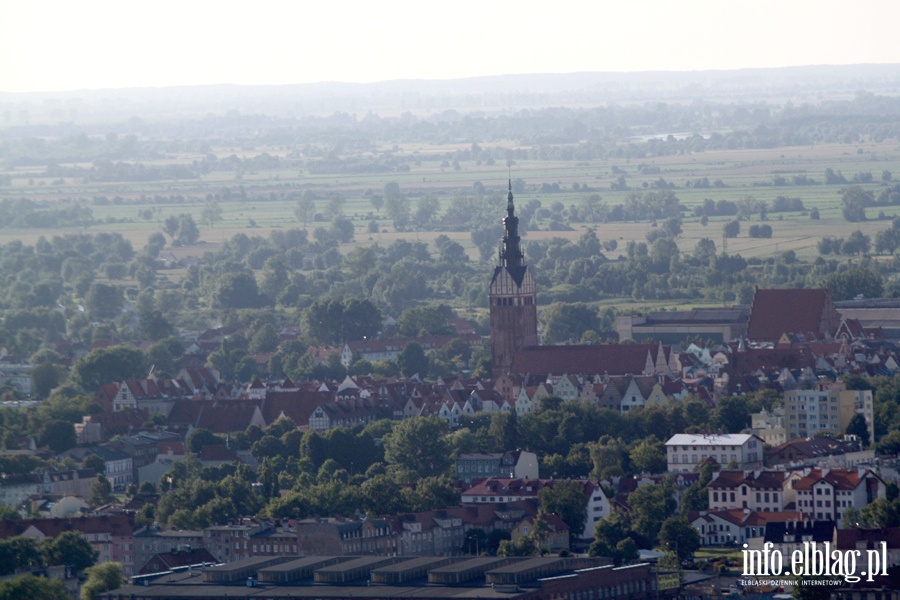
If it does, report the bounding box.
[783,382,875,442]
[665,433,765,473]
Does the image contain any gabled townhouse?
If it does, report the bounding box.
[549,375,581,402]
[513,387,536,415]
[789,467,885,523]
[511,513,570,552]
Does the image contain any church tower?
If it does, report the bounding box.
[489,180,538,379]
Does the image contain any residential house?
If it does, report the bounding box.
[707,470,789,512]
[689,509,806,546]
[789,467,885,523]
[511,513,570,552]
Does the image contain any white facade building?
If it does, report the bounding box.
[665,433,765,473]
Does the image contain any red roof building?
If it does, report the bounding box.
[746,288,841,342]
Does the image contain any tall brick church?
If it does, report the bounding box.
[489,182,538,379]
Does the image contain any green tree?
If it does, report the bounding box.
[31,362,64,399]
[88,475,114,507]
[173,214,201,246]
[71,345,146,392]
[186,428,223,453]
[629,437,667,474]
[396,305,454,337]
[41,531,97,573]
[360,475,407,515]
[841,186,871,222]
[39,420,76,453]
[822,266,883,301]
[542,303,600,344]
[0,537,41,575]
[214,271,261,309]
[295,195,315,226]
[85,283,123,320]
[628,480,677,540]
[841,506,862,529]
[0,575,68,600]
[659,516,701,561]
[588,513,636,565]
[398,342,428,378]
[538,480,588,541]
[383,416,451,479]
[860,497,900,528]
[201,200,223,228]
[714,395,751,432]
[723,220,740,238]
[81,562,125,600]
[82,454,106,475]
[845,413,870,447]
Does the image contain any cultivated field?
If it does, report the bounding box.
[1,139,898,309]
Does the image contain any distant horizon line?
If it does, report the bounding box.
[4,62,900,96]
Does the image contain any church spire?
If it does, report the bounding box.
[499,179,524,269]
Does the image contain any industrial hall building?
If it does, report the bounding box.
[102,555,674,600]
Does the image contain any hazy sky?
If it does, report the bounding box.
[2,0,899,93]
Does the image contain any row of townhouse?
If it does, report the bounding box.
[707,467,885,523]
[0,468,97,508]
[0,515,137,574]
[134,501,553,573]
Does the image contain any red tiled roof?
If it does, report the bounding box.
[747,288,838,342]
[792,468,872,491]
[0,515,134,539]
[709,470,786,491]
[509,344,666,376]
[260,390,331,426]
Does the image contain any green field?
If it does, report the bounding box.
[1,138,898,312]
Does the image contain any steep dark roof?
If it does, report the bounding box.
[509,344,662,376]
[747,288,838,342]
